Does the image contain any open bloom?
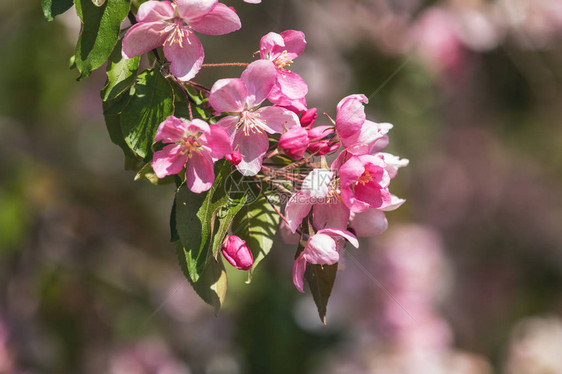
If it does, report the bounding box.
[122,0,241,81]
[260,30,308,111]
[293,228,358,293]
[335,95,392,155]
[339,154,392,213]
[285,169,350,233]
[221,235,253,270]
[151,116,231,193]
[209,60,300,175]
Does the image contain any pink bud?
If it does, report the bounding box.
[221,236,253,270]
[299,108,318,129]
[279,126,310,159]
[307,126,339,155]
[226,151,242,166]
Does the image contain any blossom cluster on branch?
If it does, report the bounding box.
[44,0,407,322]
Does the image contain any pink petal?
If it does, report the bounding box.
[136,1,174,23]
[122,22,168,59]
[176,0,217,22]
[341,186,370,213]
[338,156,365,186]
[201,125,231,160]
[317,228,359,248]
[244,0,261,3]
[292,255,307,293]
[234,129,269,176]
[241,60,277,107]
[313,201,350,230]
[185,150,215,193]
[154,116,187,143]
[267,84,308,111]
[304,233,339,265]
[380,194,406,211]
[257,106,300,134]
[335,94,368,139]
[275,71,308,99]
[354,182,390,209]
[185,118,210,135]
[279,30,306,59]
[341,121,386,155]
[259,32,285,60]
[209,79,247,113]
[190,3,241,35]
[216,115,239,140]
[151,144,187,178]
[351,209,388,237]
[285,191,313,233]
[163,35,204,81]
[301,169,333,199]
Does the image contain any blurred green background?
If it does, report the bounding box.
[1,0,562,373]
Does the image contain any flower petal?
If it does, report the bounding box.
[190,3,241,35]
[379,194,406,211]
[241,60,277,107]
[176,0,217,22]
[338,156,365,186]
[257,106,300,134]
[275,71,308,99]
[304,233,339,265]
[163,35,204,81]
[335,94,368,139]
[209,79,247,113]
[279,30,306,59]
[185,118,210,135]
[234,129,269,176]
[122,22,168,59]
[186,150,215,193]
[350,209,388,237]
[317,228,359,248]
[216,115,239,140]
[285,191,313,233]
[151,144,187,178]
[154,116,187,143]
[313,201,350,230]
[341,186,370,213]
[302,169,333,199]
[259,32,285,60]
[136,0,174,23]
[292,255,307,293]
[201,125,231,160]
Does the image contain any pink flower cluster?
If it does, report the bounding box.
[127,1,407,284]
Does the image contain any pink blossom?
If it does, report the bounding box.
[151,116,231,193]
[209,60,300,175]
[122,0,241,81]
[285,169,350,233]
[221,235,253,270]
[293,228,358,293]
[335,94,392,155]
[279,126,310,159]
[259,30,308,111]
[338,154,392,213]
[307,125,339,155]
[243,0,261,3]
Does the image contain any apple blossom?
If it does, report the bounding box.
[209,60,300,176]
[259,30,308,111]
[279,126,310,159]
[122,0,241,81]
[151,116,231,193]
[292,228,358,293]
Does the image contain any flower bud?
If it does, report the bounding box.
[279,126,310,159]
[299,108,318,129]
[307,126,339,155]
[226,151,242,166]
[221,236,253,270]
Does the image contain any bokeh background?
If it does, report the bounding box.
[1,0,562,373]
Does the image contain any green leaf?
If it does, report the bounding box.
[305,263,338,325]
[134,163,175,185]
[92,0,107,6]
[74,0,130,79]
[41,0,73,21]
[120,69,175,159]
[176,242,227,314]
[101,40,139,102]
[232,189,280,282]
[102,93,137,160]
[175,161,235,283]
